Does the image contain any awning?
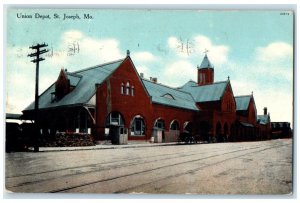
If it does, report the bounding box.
[6,113,22,119]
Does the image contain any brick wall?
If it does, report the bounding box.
[95,57,197,141]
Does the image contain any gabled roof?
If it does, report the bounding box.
[257,115,270,125]
[178,80,228,103]
[24,58,125,111]
[67,72,82,86]
[178,80,198,92]
[142,79,199,111]
[199,54,214,69]
[235,95,252,111]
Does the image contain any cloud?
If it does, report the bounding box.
[253,42,293,82]
[134,65,151,79]
[167,36,193,58]
[163,60,196,87]
[167,35,230,66]
[59,30,124,69]
[254,90,293,123]
[193,35,229,66]
[132,52,156,63]
[255,42,293,64]
[227,41,293,124]
[61,30,84,41]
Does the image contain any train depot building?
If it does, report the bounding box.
[22,51,273,144]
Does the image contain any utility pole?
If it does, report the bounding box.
[28,43,49,152]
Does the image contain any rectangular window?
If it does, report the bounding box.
[131,87,134,96]
[110,112,120,125]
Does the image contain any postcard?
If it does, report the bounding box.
[5,7,294,196]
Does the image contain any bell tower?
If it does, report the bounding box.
[197,50,214,86]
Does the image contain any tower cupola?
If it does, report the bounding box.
[197,53,214,86]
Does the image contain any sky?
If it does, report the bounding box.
[5,8,294,126]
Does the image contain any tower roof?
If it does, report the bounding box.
[199,54,214,69]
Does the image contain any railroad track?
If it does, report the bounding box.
[5,140,292,194]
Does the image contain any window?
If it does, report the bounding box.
[131,86,135,96]
[121,83,124,94]
[131,116,145,136]
[108,112,124,126]
[170,120,179,131]
[126,82,130,95]
[226,99,232,112]
[162,93,175,100]
[154,119,165,129]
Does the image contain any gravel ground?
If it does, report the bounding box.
[5,138,293,195]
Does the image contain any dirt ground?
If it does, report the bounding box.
[5,138,293,195]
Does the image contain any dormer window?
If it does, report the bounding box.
[162,93,175,100]
[51,92,56,103]
[55,69,70,101]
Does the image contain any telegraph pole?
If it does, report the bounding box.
[28,43,49,152]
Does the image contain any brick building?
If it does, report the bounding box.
[271,122,292,139]
[22,51,271,143]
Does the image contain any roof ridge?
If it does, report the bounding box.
[142,78,194,96]
[66,72,82,78]
[72,58,125,74]
[235,94,252,98]
[176,80,197,89]
[191,80,228,88]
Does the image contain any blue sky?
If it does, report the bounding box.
[6,8,294,125]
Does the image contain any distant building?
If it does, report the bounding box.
[257,107,272,140]
[271,122,292,139]
[22,51,275,143]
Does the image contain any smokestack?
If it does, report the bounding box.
[152,77,157,83]
[264,107,267,115]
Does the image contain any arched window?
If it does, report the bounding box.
[121,83,124,94]
[126,82,130,95]
[131,86,135,96]
[183,121,192,133]
[199,74,202,83]
[154,118,165,130]
[130,115,145,136]
[170,120,179,131]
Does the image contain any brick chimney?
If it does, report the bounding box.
[264,107,267,115]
